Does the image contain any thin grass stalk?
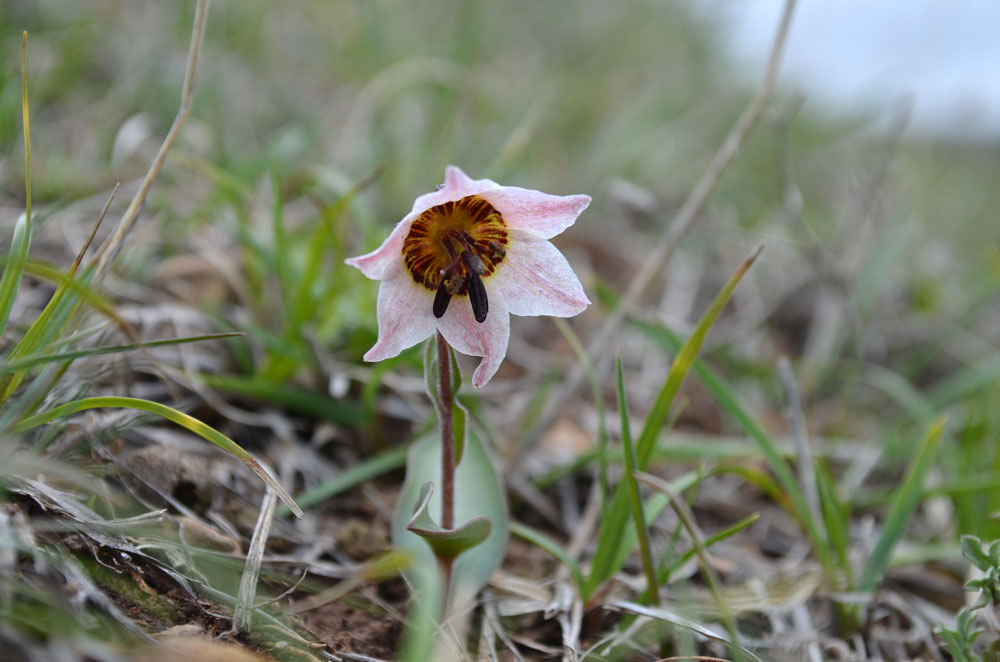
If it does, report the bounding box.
[91,0,211,282]
[21,31,31,236]
[777,357,823,538]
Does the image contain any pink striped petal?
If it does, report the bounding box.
[407,165,501,216]
[489,230,589,317]
[344,219,413,280]
[435,295,510,388]
[364,270,437,362]
[481,188,591,239]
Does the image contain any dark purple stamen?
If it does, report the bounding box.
[433,283,452,318]
[466,273,488,323]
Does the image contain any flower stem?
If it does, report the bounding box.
[436,331,456,612]
[436,331,455,531]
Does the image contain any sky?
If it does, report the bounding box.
[699,0,1000,140]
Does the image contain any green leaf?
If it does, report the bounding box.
[15,396,302,517]
[960,535,990,572]
[406,482,492,560]
[858,416,946,591]
[392,430,508,611]
[585,245,763,599]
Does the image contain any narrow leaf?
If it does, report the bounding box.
[15,396,302,517]
[633,320,838,579]
[616,355,659,604]
[0,214,31,339]
[0,32,33,338]
[858,416,946,591]
[586,244,763,598]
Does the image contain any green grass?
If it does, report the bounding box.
[2,1,1000,659]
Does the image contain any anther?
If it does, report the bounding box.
[433,283,452,318]
[466,273,488,323]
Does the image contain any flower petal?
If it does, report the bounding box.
[344,218,413,280]
[481,188,591,239]
[435,295,510,388]
[364,270,437,362]
[489,230,590,317]
[407,165,501,216]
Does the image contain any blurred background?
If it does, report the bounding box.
[1,0,999,659]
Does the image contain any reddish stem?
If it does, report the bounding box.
[437,331,454,531]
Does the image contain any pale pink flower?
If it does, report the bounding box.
[346,165,590,388]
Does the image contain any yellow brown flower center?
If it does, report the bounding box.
[401,195,508,323]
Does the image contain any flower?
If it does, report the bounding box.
[346,165,590,388]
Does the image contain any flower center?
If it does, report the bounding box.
[401,195,508,323]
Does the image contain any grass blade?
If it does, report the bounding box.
[0,34,33,339]
[585,243,763,599]
[656,512,759,586]
[0,333,243,376]
[0,187,117,400]
[636,470,742,653]
[616,355,660,604]
[510,521,586,596]
[858,416,946,591]
[633,319,838,579]
[0,214,31,339]
[15,396,302,517]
